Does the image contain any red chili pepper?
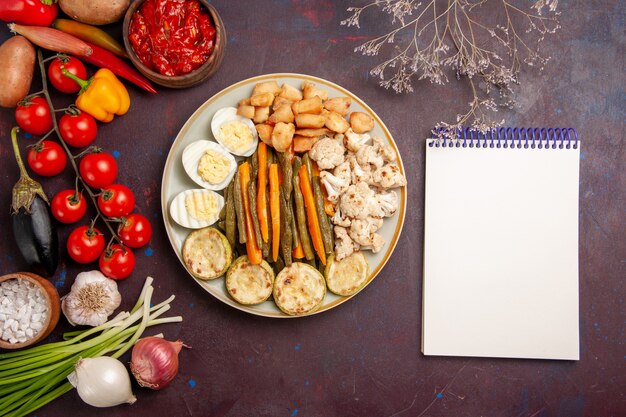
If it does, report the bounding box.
[0,0,58,27]
[80,41,157,94]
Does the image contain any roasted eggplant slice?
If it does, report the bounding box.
[273,262,325,316]
[324,251,369,296]
[183,227,232,280]
[226,255,274,305]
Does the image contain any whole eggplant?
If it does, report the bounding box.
[10,127,59,277]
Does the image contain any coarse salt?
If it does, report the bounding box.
[0,279,48,344]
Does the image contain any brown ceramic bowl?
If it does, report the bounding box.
[122,0,226,89]
[0,272,61,350]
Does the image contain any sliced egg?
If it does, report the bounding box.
[210,107,258,157]
[182,140,236,191]
[170,189,225,229]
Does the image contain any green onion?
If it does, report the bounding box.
[0,277,182,417]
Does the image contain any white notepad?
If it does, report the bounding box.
[422,128,580,360]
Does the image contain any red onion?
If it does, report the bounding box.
[130,337,187,390]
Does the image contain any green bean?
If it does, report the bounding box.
[305,257,317,268]
[292,156,302,181]
[217,220,225,231]
[248,180,263,249]
[290,196,300,253]
[250,148,259,181]
[219,204,227,221]
[292,176,315,260]
[264,190,272,261]
[273,256,285,275]
[267,146,275,168]
[233,171,247,244]
[317,257,327,276]
[312,176,334,254]
[225,182,237,249]
[279,188,292,266]
[302,153,313,180]
[277,152,292,198]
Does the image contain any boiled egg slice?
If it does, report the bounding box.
[170,189,224,229]
[210,107,258,157]
[182,140,236,191]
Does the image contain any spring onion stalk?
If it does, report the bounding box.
[0,277,181,417]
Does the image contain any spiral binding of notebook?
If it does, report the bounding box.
[428,127,579,149]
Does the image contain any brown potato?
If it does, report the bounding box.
[295,113,327,129]
[253,106,270,124]
[302,81,328,101]
[239,98,251,106]
[293,135,320,153]
[324,97,351,116]
[279,83,303,101]
[59,0,129,25]
[256,124,274,145]
[269,104,294,124]
[252,81,281,96]
[0,36,35,108]
[325,111,350,133]
[292,96,323,115]
[294,127,331,137]
[250,92,274,107]
[272,96,293,111]
[237,105,255,119]
[350,111,374,133]
[271,122,295,152]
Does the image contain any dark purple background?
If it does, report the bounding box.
[0,1,624,416]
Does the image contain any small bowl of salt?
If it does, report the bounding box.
[0,272,61,350]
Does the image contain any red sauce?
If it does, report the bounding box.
[129,0,216,76]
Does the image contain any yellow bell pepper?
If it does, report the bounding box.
[62,68,130,123]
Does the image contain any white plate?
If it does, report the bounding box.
[161,74,407,318]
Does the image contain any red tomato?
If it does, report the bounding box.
[15,97,53,135]
[67,226,105,264]
[98,184,135,218]
[27,140,67,176]
[51,190,87,224]
[99,244,135,280]
[79,152,118,189]
[59,111,98,148]
[48,56,87,94]
[118,214,152,248]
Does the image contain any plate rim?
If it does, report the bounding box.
[161,73,407,318]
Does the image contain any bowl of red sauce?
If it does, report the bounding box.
[123,0,226,89]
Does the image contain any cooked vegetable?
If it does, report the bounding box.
[292,175,315,261]
[269,163,280,262]
[130,337,185,391]
[312,176,334,254]
[62,68,130,123]
[279,189,292,266]
[59,0,129,26]
[182,227,232,280]
[324,252,369,296]
[52,19,128,58]
[226,255,275,305]
[298,165,327,265]
[0,0,59,27]
[239,162,263,265]
[80,42,157,94]
[257,142,269,242]
[248,180,263,249]
[224,182,237,248]
[273,262,326,316]
[233,171,247,244]
[0,36,35,108]
[292,241,305,259]
[0,277,181,417]
[277,151,292,198]
[69,356,136,407]
[8,23,92,57]
[10,127,59,277]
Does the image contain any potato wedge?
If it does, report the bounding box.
[271,122,295,152]
[302,81,328,101]
[269,104,295,124]
[292,96,323,115]
[293,135,319,153]
[294,127,331,137]
[272,96,293,111]
[350,111,374,133]
[324,97,351,116]
[250,92,274,107]
[237,105,255,119]
[253,106,270,124]
[252,81,281,96]
[295,113,327,129]
[279,83,303,101]
[325,111,350,133]
[256,123,274,145]
[239,97,251,106]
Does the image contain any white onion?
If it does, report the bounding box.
[67,357,137,408]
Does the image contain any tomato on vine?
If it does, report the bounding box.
[98,184,135,218]
[51,190,87,224]
[27,140,67,176]
[79,152,118,189]
[99,244,135,280]
[59,109,98,148]
[67,225,105,264]
[48,55,87,94]
[118,214,152,248]
[15,96,53,135]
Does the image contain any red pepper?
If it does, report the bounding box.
[79,41,157,94]
[0,0,58,27]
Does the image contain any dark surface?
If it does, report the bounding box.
[0,1,624,416]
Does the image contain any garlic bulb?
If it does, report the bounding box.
[68,356,137,407]
[62,270,122,326]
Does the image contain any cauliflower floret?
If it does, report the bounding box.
[348,217,384,246]
[348,155,373,185]
[331,205,351,227]
[372,136,396,163]
[344,128,371,153]
[334,226,359,260]
[333,160,351,183]
[309,137,345,170]
[356,144,384,169]
[371,163,407,189]
[360,233,385,253]
[373,190,399,217]
[320,171,349,204]
[339,182,377,219]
